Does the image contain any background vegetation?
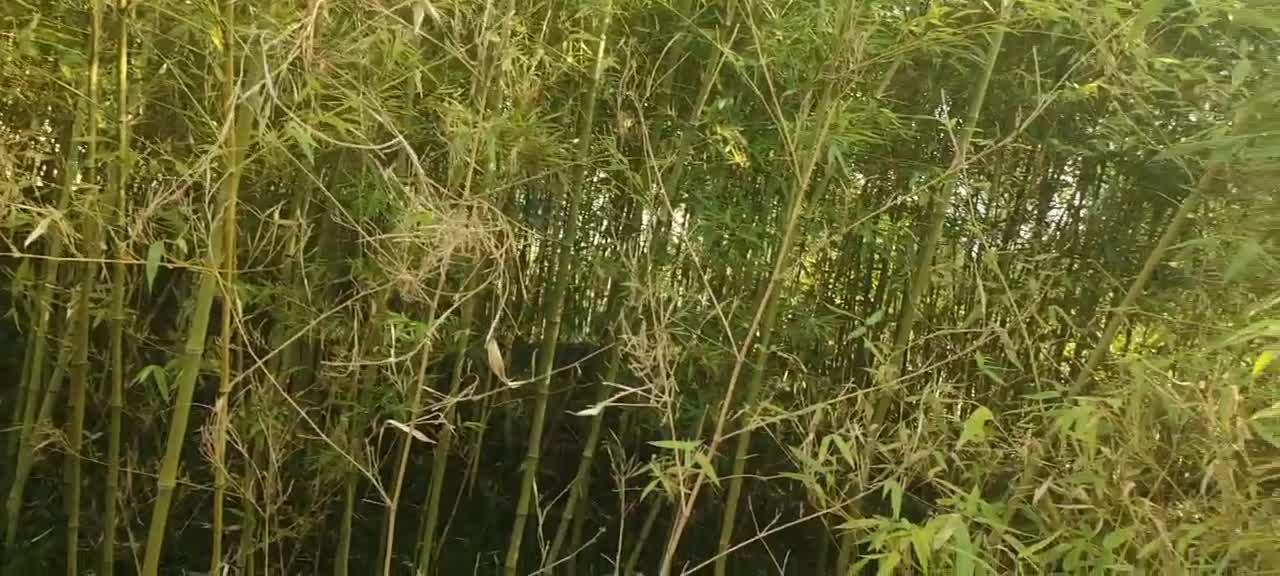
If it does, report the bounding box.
[1,0,1277,574]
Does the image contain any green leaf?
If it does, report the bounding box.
[647,439,701,451]
[134,365,170,403]
[952,518,975,576]
[1252,350,1276,378]
[883,478,903,520]
[1128,0,1169,42]
[832,434,856,470]
[911,524,934,573]
[1018,530,1063,559]
[693,451,720,488]
[876,551,901,576]
[957,406,995,449]
[836,518,882,532]
[286,119,317,163]
[1103,527,1134,551]
[1249,402,1280,448]
[1231,59,1253,91]
[975,352,1006,385]
[146,241,165,292]
[23,213,54,248]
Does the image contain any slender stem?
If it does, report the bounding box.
[416,284,477,575]
[141,4,257,571]
[382,273,446,576]
[622,497,662,576]
[64,2,104,572]
[210,0,241,570]
[102,1,131,573]
[1070,161,1226,395]
[885,3,1008,387]
[3,108,80,573]
[335,296,383,576]
[503,4,612,574]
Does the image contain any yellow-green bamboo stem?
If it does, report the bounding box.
[210,0,241,571]
[140,3,257,571]
[885,3,1007,390]
[1070,160,1229,395]
[101,1,131,573]
[546,283,630,571]
[382,275,446,576]
[623,497,663,576]
[236,443,258,576]
[4,337,35,466]
[415,286,477,575]
[709,4,860,573]
[64,1,105,571]
[503,4,612,574]
[546,365,611,573]
[335,295,384,576]
[2,110,80,571]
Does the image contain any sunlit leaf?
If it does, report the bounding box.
[145,241,164,292]
[957,406,995,449]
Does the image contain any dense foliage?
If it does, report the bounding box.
[1,0,1277,574]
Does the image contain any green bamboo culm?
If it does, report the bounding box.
[502,3,613,574]
[2,108,81,573]
[883,1,1008,394]
[334,296,384,576]
[546,244,637,573]
[64,1,105,572]
[382,274,448,576]
[708,1,858,572]
[101,0,132,573]
[414,281,477,575]
[210,0,242,570]
[623,497,663,576]
[140,0,257,570]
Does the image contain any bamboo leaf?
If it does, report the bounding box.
[911,524,933,573]
[386,419,433,443]
[146,241,164,292]
[883,478,903,520]
[486,337,508,384]
[1252,350,1276,378]
[876,551,901,576]
[957,406,995,449]
[23,213,54,248]
[693,451,720,488]
[1103,527,1134,550]
[648,439,701,451]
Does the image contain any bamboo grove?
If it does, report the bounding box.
[1,0,1278,574]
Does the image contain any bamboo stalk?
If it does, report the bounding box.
[547,238,635,571]
[1070,159,1228,396]
[884,3,1007,392]
[544,354,614,571]
[101,1,131,573]
[140,2,258,570]
[210,0,241,570]
[503,4,612,574]
[708,3,859,573]
[415,284,477,575]
[64,1,105,571]
[2,108,80,571]
[382,273,447,576]
[623,497,663,576]
[335,295,383,576]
